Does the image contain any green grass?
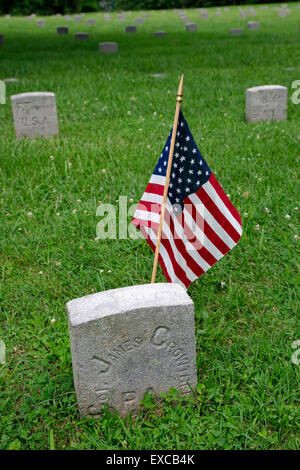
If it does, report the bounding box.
[0,4,300,450]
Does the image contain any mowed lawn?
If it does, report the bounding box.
[0,4,299,450]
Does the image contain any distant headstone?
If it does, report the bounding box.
[186,23,198,32]
[246,85,288,123]
[240,11,248,18]
[37,20,46,27]
[57,26,69,35]
[153,31,167,36]
[74,15,82,22]
[87,19,95,26]
[98,42,118,53]
[11,92,59,139]
[201,12,208,19]
[3,78,18,83]
[64,15,72,20]
[229,29,243,35]
[248,21,259,30]
[249,9,257,16]
[0,35,4,45]
[66,283,197,417]
[135,18,144,24]
[74,33,89,40]
[125,25,137,33]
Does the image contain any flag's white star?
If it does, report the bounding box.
[176,131,180,137]
[173,163,178,168]
[191,159,195,165]
[175,152,179,158]
[180,156,185,162]
[176,188,181,193]
[188,169,193,174]
[163,161,167,166]
[169,192,173,197]
[179,167,184,173]
[206,171,209,175]
[183,146,188,152]
[197,170,202,175]
[196,180,200,185]
[185,187,190,193]
[158,167,162,172]
[178,178,182,183]
[185,136,190,142]
[175,198,180,203]
[172,172,176,178]
[187,178,191,183]
[192,149,196,154]
[180,121,184,127]
[176,142,180,148]
[200,160,203,166]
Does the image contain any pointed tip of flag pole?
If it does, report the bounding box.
[177,74,184,103]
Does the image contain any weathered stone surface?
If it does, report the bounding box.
[229,29,243,35]
[74,32,89,40]
[246,85,287,123]
[67,283,197,417]
[135,18,144,24]
[0,35,4,45]
[248,21,259,29]
[11,92,59,138]
[74,15,82,22]
[186,23,198,31]
[57,26,68,35]
[240,11,248,18]
[86,19,95,26]
[125,25,137,33]
[37,20,46,27]
[153,31,167,36]
[98,42,118,53]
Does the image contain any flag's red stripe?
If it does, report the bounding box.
[184,198,231,256]
[136,200,161,214]
[195,185,241,244]
[209,173,242,226]
[144,183,164,196]
[132,218,159,230]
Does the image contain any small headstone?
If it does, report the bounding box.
[229,29,243,35]
[74,33,89,40]
[0,35,4,45]
[240,11,248,18]
[246,85,288,123]
[57,26,69,35]
[3,78,19,83]
[125,25,137,33]
[98,42,118,53]
[248,21,259,30]
[186,23,197,32]
[11,92,59,139]
[135,18,144,24]
[201,12,208,19]
[249,9,257,16]
[153,31,167,36]
[74,15,82,22]
[64,15,72,20]
[87,19,95,26]
[37,20,46,28]
[66,283,197,417]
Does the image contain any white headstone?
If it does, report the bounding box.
[135,18,144,24]
[186,23,198,32]
[37,20,46,27]
[86,19,95,26]
[67,283,197,417]
[11,92,59,139]
[248,21,259,30]
[98,42,118,53]
[246,85,288,123]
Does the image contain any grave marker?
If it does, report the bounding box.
[74,33,89,40]
[11,92,59,139]
[246,85,287,123]
[248,21,259,30]
[67,283,197,417]
[125,26,137,33]
[98,42,118,53]
[186,23,198,32]
[153,31,167,36]
[57,26,69,35]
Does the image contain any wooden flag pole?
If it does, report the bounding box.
[151,74,184,283]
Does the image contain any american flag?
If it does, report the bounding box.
[131,110,242,289]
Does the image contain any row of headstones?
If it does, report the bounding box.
[7,85,288,139]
